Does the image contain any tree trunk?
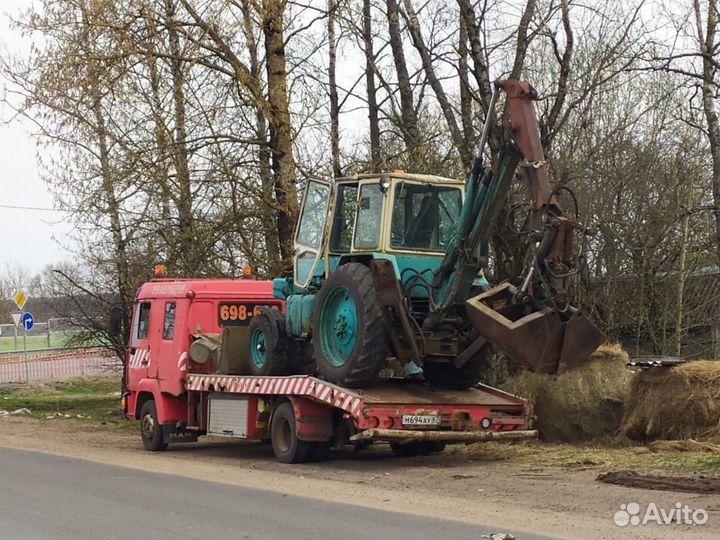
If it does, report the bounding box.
[675,208,690,356]
[363,0,382,171]
[241,0,280,274]
[541,0,573,152]
[91,96,130,392]
[179,0,295,272]
[386,0,423,164]
[79,1,131,391]
[401,0,472,171]
[164,0,195,275]
[459,13,473,150]
[142,10,175,261]
[328,0,341,178]
[509,0,536,79]
[262,0,299,272]
[456,0,497,154]
[695,0,720,264]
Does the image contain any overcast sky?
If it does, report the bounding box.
[0,0,74,277]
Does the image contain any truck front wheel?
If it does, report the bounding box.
[271,402,311,464]
[139,400,168,452]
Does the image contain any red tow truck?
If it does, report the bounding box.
[122,275,537,463]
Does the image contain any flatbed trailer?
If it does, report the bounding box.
[176,373,535,463]
[122,276,536,463]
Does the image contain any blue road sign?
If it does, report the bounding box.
[22,312,34,331]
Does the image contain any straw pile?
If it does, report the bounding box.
[501,343,631,442]
[621,360,720,441]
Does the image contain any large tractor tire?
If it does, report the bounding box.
[423,343,495,390]
[248,307,289,376]
[312,263,389,387]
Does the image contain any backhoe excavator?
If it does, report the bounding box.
[247,79,604,388]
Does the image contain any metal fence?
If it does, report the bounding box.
[0,351,120,384]
[0,318,85,353]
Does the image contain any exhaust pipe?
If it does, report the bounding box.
[465,283,604,374]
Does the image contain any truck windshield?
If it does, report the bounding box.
[391,183,462,251]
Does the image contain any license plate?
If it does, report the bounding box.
[402,414,441,426]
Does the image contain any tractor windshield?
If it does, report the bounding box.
[390,183,462,251]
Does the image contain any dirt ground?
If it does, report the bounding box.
[1,416,719,540]
[598,470,720,493]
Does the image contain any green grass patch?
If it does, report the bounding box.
[447,439,720,474]
[0,375,132,431]
[0,332,80,353]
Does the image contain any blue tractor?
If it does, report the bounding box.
[247,80,603,388]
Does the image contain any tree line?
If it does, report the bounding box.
[2,0,720,359]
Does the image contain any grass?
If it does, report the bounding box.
[0,375,132,431]
[0,332,79,353]
[446,439,720,474]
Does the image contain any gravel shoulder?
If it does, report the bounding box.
[1,416,719,540]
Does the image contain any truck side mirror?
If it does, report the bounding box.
[109,306,124,337]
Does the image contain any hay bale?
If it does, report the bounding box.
[500,344,631,442]
[621,360,720,441]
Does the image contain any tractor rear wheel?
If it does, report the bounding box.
[248,307,288,376]
[312,263,389,387]
[423,343,495,390]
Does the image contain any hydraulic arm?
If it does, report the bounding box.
[429,80,603,374]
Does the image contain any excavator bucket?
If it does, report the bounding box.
[464,283,604,374]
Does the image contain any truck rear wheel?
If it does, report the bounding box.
[423,343,495,390]
[139,400,168,452]
[248,308,288,376]
[271,402,311,464]
[312,263,388,387]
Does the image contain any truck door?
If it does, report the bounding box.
[127,300,152,384]
[154,299,188,396]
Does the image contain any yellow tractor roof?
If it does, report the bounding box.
[337,171,463,185]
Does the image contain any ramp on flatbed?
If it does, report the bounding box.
[187,373,527,416]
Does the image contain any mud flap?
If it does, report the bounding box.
[162,423,199,444]
[464,283,603,374]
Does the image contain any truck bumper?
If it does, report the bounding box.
[350,428,538,443]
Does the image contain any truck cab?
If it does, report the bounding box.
[125,277,282,434]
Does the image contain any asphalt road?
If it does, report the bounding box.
[0,447,558,540]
